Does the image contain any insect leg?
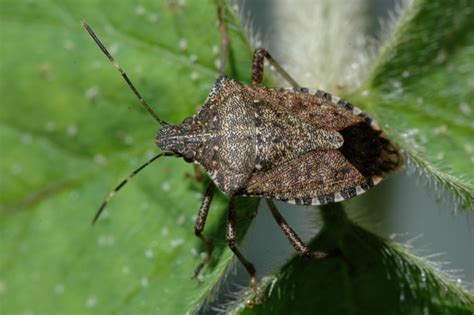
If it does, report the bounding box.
[252,48,300,88]
[266,199,327,259]
[192,181,216,278]
[217,2,229,76]
[227,197,263,301]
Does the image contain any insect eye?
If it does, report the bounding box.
[183,150,195,163]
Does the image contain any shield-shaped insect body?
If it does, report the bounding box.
[83,10,403,303]
[157,75,402,204]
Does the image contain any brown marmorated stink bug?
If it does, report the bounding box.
[82,5,402,303]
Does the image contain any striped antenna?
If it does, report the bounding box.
[92,152,174,224]
[81,19,168,126]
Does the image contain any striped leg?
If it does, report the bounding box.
[266,199,327,259]
[193,182,216,278]
[252,48,300,88]
[227,197,264,302]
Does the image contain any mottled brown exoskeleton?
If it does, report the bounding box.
[82,6,402,302]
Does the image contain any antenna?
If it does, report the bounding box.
[81,19,169,126]
[92,152,174,224]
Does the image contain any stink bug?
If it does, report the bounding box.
[82,5,402,302]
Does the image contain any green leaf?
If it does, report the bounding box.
[355,0,474,209]
[239,204,474,315]
[0,1,256,314]
[2,0,473,314]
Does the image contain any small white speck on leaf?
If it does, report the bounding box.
[54,284,65,295]
[85,296,97,308]
[134,64,143,75]
[97,235,115,246]
[391,80,402,89]
[190,71,200,81]
[145,149,155,159]
[176,215,186,226]
[109,43,119,56]
[161,181,170,192]
[99,210,110,220]
[459,102,472,116]
[123,135,134,145]
[135,5,145,16]
[463,143,473,156]
[21,133,33,144]
[69,190,79,200]
[45,121,56,132]
[122,266,130,275]
[189,54,198,63]
[67,124,78,137]
[170,239,184,248]
[178,38,188,51]
[0,280,6,295]
[434,49,447,64]
[148,14,158,23]
[141,277,149,287]
[63,39,75,51]
[84,86,100,101]
[434,125,448,136]
[92,60,102,70]
[93,154,107,165]
[214,59,221,69]
[145,249,154,258]
[10,163,22,175]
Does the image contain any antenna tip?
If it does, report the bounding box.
[81,19,92,33]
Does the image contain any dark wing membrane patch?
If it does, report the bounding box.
[339,122,403,178]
